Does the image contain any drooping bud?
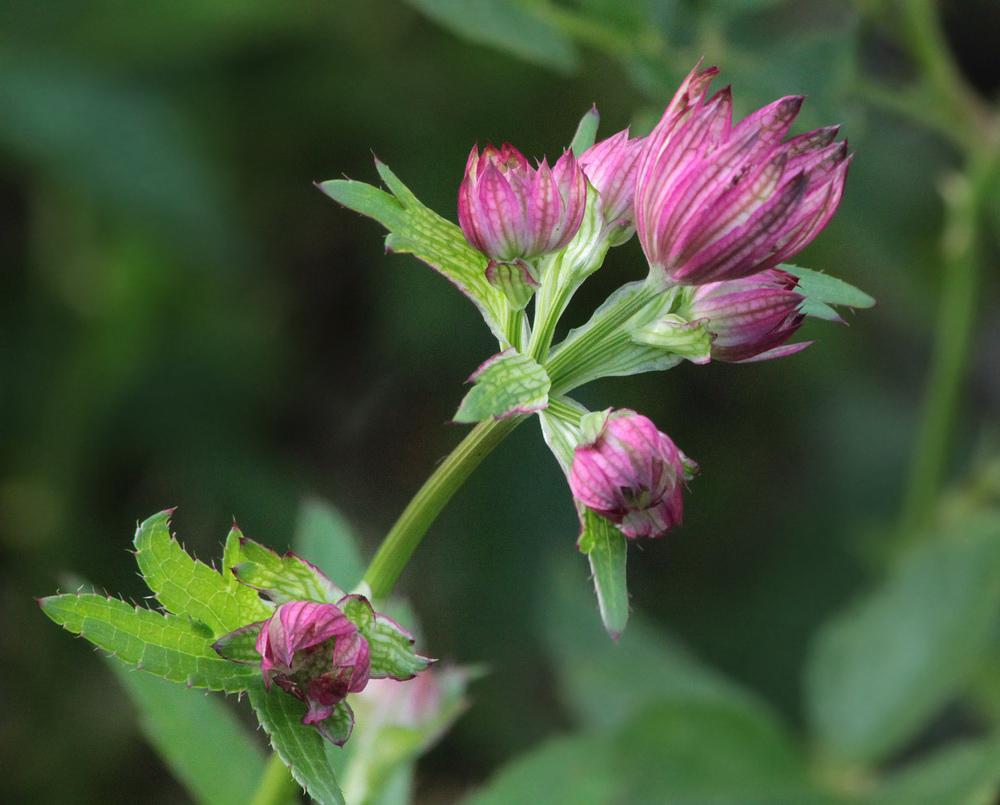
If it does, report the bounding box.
[579,128,644,243]
[458,143,586,307]
[634,63,850,287]
[687,268,808,362]
[569,409,694,539]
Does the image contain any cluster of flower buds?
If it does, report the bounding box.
[214,541,431,744]
[456,63,851,542]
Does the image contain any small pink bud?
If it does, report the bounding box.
[569,410,693,539]
[255,600,371,742]
[635,64,849,286]
[458,143,587,263]
[688,268,809,362]
[579,128,644,232]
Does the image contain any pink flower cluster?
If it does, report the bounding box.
[457,63,849,364]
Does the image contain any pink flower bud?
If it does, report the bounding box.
[256,600,371,738]
[569,410,692,539]
[688,268,808,362]
[458,142,587,262]
[635,64,850,286]
[579,128,644,230]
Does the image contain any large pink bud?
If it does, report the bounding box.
[569,410,692,539]
[458,143,587,263]
[579,128,644,231]
[635,64,850,287]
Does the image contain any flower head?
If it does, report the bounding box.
[256,599,371,741]
[569,410,693,539]
[458,143,586,263]
[579,128,644,239]
[635,64,849,287]
[687,268,808,362]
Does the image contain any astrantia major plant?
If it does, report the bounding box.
[40,63,873,803]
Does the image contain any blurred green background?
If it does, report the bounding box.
[4,0,1000,802]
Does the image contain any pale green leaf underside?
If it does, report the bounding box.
[369,619,432,680]
[40,593,258,692]
[783,264,876,322]
[250,685,346,805]
[319,162,508,342]
[454,350,551,423]
[578,508,629,639]
[133,510,268,636]
[109,660,266,805]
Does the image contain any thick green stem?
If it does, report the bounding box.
[362,415,523,601]
[251,753,298,805]
[545,280,660,395]
[899,148,999,538]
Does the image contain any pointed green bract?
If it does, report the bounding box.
[40,593,258,691]
[319,162,508,343]
[454,349,551,423]
[578,508,630,639]
[234,538,345,604]
[212,622,265,664]
[570,106,600,157]
[133,510,268,636]
[783,264,875,321]
[339,594,376,637]
[369,617,432,680]
[223,525,268,614]
[249,685,346,805]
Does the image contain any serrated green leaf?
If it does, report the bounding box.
[109,660,266,805]
[235,538,345,604]
[249,686,346,805]
[212,622,265,664]
[454,349,551,423]
[294,499,365,592]
[399,0,579,73]
[133,510,268,635]
[783,264,876,321]
[319,162,508,342]
[806,513,1000,765]
[223,525,270,613]
[369,616,432,680]
[40,593,258,691]
[578,508,629,639]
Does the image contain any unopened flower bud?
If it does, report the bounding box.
[579,128,644,243]
[569,410,693,539]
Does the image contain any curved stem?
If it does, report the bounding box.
[251,753,298,805]
[362,415,524,601]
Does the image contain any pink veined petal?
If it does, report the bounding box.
[727,95,804,162]
[527,158,560,253]
[673,172,809,283]
[768,156,850,265]
[477,161,524,260]
[550,149,587,249]
[731,340,812,363]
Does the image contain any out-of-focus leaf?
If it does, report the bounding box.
[805,513,1000,765]
[864,736,1000,805]
[454,349,551,423]
[0,55,233,257]
[133,510,268,635]
[109,662,266,805]
[294,499,365,593]
[399,0,579,73]
[249,685,345,805]
[578,507,629,639]
[615,698,831,805]
[319,161,508,343]
[465,733,619,805]
[39,593,258,691]
[544,561,774,730]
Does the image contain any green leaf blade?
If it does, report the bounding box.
[454,349,551,423]
[578,508,629,639]
[40,593,258,692]
[250,686,346,805]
